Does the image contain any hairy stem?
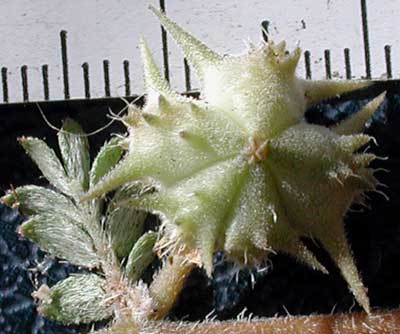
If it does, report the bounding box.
[151,309,400,334]
[149,255,196,320]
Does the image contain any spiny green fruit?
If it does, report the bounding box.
[84,6,387,313]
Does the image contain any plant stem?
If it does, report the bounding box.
[149,255,196,320]
[151,309,400,334]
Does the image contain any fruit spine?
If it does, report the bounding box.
[84,5,386,313]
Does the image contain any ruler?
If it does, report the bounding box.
[0,0,397,105]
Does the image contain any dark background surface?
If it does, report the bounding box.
[1,81,400,333]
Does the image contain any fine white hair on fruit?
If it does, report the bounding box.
[83,5,387,314]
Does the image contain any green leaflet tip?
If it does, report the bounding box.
[17,135,31,145]
[90,137,124,186]
[17,135,80,198]
[125,231,157,283]
[61,117,84,132]
[18,219,32,237]
[58,117,90,191]
[35,275,112,324]
[0,192,16,207]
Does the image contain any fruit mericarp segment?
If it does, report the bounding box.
[84,6,386,313]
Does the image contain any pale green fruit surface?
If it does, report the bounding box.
[85,6,387,313]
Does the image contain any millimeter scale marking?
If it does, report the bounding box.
[0,0,395,105]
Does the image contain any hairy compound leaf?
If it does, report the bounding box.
[90,137,124,187]
[16,127,101,241]
[19,137,79,197]
[58,118,91,190]
[35,274,112,324]
[1,185,83,224]
[20,214,99,268]
[125,231,157,283]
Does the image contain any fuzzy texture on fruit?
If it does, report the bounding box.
[84,6,386,313]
